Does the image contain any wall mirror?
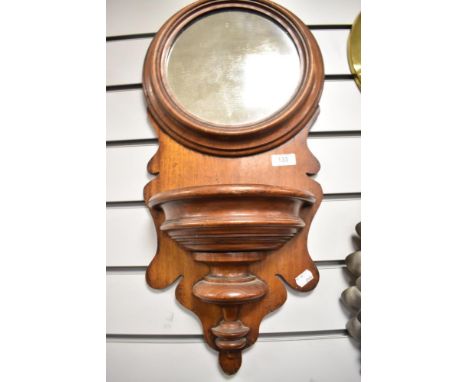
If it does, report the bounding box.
[141,0,325,375]
[165,9,302,126]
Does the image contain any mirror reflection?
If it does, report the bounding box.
[166,10,301,126]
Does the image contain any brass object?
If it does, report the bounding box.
[347,13,361,89]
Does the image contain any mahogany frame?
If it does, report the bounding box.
[143,0,324,156]
[141,0,325,375]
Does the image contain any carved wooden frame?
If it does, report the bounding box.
[143,0,324,156]
[142,0,325,374]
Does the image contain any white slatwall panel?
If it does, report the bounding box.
[107,0,361,36]
[106,30,350,86]
[312,80,361,132]
[107,335,360,382]
[107,0,361,379]
[106,89,148,141]
[107,198,360,266]
[106,80,360,141]
[106,137,360,202]
[108,267,351,335]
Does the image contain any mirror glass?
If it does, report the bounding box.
[166,10,301,126]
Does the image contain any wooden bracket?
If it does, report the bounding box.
[141,0,325,374]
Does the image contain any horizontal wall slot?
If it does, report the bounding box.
[307,25,351,30]
[106,329,349,342]
[106,260,345,274]
[106,25,352,41]
[106,76,356,92]
[106,83,143,91]
[106,192,360,208]
[107,33,156,41]
[106,131,361,147]
[324,74,355,80]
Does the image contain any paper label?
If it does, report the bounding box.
[295,269,314,287]
[271,153,296,167]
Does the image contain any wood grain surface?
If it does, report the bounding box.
[140,0,327,374]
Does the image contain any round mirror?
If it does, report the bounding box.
[165,10,301,126]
